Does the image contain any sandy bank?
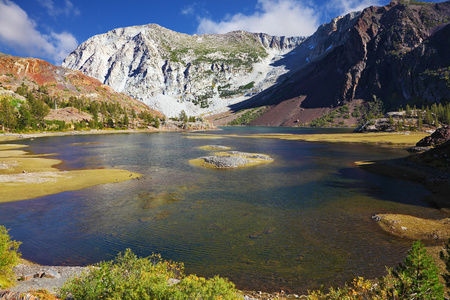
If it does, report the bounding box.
[0,143,141,203]
[188,131,428,147]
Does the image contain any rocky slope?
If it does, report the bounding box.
[0,53,161,118]
[62,24,305,117]
[63,1,450,125]
[238,0,450,126]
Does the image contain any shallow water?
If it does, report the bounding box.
[0,127,445,293]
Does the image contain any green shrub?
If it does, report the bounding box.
[0,225,21,288]
[392,240,443,299]
[59,249,240,300]
[308,241,443,300]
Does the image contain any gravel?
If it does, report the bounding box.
[4,264,87,294]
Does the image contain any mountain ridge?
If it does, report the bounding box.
[62,23,306,117]
[63,1,450,125]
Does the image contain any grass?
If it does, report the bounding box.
[198,145,231,150]
[376,214,450,240]
[0,144,141,203]
[188,132,428,147]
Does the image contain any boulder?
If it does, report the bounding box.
[416,126,450,147]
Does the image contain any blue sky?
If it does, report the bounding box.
[0,0,444,65]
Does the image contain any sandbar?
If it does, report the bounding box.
[188,132,428,147]
[0,144,141,203]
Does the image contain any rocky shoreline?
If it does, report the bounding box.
[0,263,303,300]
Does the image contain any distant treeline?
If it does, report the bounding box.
[309,96,450,129]
[0,83,161,132]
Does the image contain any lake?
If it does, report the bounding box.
[0,127,445,294]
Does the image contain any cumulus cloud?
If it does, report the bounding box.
[38,0,80,17]
[0,0,78,64]
[196,0,321,37]
[195,0,385,37]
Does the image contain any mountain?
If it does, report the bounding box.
[0,53,160,114]
[230,0,450,126]
[0,53,162,130]
[62,24,305,117]
[63,1,450,125]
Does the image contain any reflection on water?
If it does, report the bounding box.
[0,127,445,293]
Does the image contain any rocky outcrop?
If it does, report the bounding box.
[416,126,450,147]
[190,151,273,168]
[62,1,450,125]
[63,24,305,117]
[239,0,450,127]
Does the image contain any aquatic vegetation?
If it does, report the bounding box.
[139,192,184,209]
[198,145,231,151]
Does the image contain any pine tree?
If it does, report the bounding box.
[425,108,433,125]
[389,115,395,125]
[394,240,443,299]
[418,113,423,130]
[406,104,412,117]
[440,239,450,289]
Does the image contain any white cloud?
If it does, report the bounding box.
[195,0,386,37]
[0,0,78,65]
[328,0,382,16]
[38,0,80,17]
[196,0,320,37]
[181,4,195,16]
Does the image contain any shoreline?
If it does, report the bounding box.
[1,129,448,298]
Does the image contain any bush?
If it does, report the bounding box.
[392,240,443,299]
[0,225,21,288]
[307,240,443,300]
[59,249,240,300]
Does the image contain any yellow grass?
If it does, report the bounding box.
[198,145,231,150]
[0,144,141,203]
[376,214,450,240]
[187,132,428,146]
[183,134,225,139]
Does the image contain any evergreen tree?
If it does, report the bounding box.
[123,111,129,128]
[406,104,412,117]
[418,113,423,130]
[393,240,443,299]
[389,115,395,125]
[179,110,188,123]
[425,108,433,125]
[440,239,450,289]
[154,118,160,128]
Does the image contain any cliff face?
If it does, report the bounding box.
[0,54,162,117]
[62,1,450,125]
[246,0,450,126]
[62,24,305,117]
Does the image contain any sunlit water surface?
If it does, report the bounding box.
[0,127,445,293]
